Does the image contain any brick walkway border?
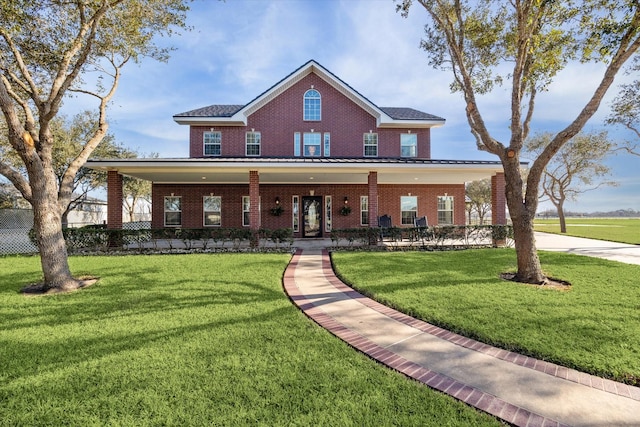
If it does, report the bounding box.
[282,249,640,427]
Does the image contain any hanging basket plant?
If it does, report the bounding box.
[339,205,352,216]
[270,205,284,216]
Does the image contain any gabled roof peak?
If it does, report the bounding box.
[173,60,445,128]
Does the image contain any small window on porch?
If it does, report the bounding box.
[325,196,332,232]
[164,196,181,227]
[292,195,299,232]
[401,196,417,225]
[203,196,221,226]
[360,196,369,225]
[438,195,454,225]
[242,196,250,227]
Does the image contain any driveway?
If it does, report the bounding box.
[535,231,640,265]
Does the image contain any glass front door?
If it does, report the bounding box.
[302,196,322,237]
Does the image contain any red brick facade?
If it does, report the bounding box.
[491,172,507,225]
[151,181,466,236]
[107,170,123,230]
[189,73,431,159]
[102,62,506,233]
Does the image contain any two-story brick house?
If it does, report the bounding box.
[89,60,506,237]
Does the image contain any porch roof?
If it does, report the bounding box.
[86,157,507,185]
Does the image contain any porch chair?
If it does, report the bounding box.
[413,215,430,243]
[414,215,428,227]
[378,214,392,240]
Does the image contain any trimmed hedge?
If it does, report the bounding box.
[28,224,513,253]
[29,227,294,253]
[330,225,514,249]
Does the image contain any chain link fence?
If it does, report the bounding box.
[0,208,37,255]
[0,209,151,255]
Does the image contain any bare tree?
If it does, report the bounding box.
[526,132,618,233]
[607,59,640,157]
[0,1,189,292]
[398,0,640,284]
[465,179,491,225]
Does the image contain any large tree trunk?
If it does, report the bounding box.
[503,159,546,284]
[31,175,82,292]
[511,212,545,284]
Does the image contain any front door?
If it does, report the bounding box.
[302,196,322,238]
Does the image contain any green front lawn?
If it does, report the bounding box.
[534,218,640,244]
[0,254,500,427]
[332,249,640,385]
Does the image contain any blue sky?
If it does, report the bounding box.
[73,0,639,213]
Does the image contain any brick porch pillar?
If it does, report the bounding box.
[107,170,123,229]
[491,172,506,225]
[368,171,378,245]
[249,170,260,234]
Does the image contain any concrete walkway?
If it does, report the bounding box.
[283,237,640,426]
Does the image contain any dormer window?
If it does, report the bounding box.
[303,89,321,121]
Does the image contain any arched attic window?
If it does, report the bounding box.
[303,89,321,121]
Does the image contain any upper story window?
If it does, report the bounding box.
[303,89,321,121]
[364,133,378,157]
[204,131,221,156]
[246,131,261,156]
[401,133,417,158]
[303,133,321,157]
[323,133,330,157]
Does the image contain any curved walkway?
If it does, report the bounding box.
[283,247,640,427]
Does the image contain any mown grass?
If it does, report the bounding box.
[0,254,501,427]
[332,249,640,385]
[534,218,640,244]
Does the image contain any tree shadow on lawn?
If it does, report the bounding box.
[0,287,297,385]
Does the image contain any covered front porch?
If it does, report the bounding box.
[87,157,507,236]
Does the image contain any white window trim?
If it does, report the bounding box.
[203,131,221,156]
[303,132,321,157]
[400,195,418,225]
[292,195,299,232]
[203,195,222,227]
[325,195,332,232]
[294,132,301,156]
[242,195,250,227]
[364,133,378,157]
[360,196,369,225]
[164,196,182,227]
[438,195,455,225]
[401,133,417,158]
[245,131,261,157]
[303,89,321,121]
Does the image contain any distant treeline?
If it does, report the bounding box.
[537,209,640,218]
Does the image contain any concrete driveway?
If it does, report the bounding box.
[534,231,640,265]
